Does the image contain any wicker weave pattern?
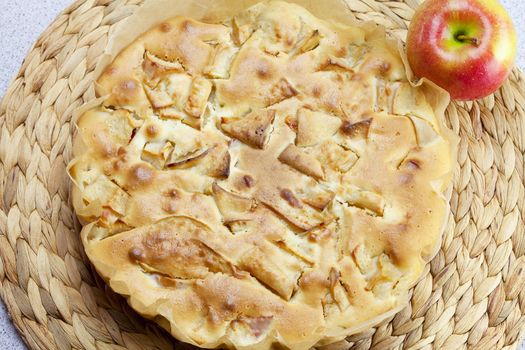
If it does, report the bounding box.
[1,0,524,349]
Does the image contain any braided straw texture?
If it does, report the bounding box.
[1,0,524,349]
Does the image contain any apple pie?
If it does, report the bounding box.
[68,1,456,349]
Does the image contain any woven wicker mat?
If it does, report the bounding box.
[1,0,525,349]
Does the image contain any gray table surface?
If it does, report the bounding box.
[1,0,524,348]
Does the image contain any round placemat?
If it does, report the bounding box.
[1,0,525,349]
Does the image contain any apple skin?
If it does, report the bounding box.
[406,0,517,100]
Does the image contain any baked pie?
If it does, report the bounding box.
[69,1,456,349]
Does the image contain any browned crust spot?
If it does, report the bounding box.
[280,189,302,208]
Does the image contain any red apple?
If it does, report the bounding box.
[406,0,517,100]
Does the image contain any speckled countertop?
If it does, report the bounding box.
[1,0,524,348]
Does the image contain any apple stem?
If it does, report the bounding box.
[456,34,480,47]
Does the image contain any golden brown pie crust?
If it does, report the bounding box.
[69,2,457,349]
